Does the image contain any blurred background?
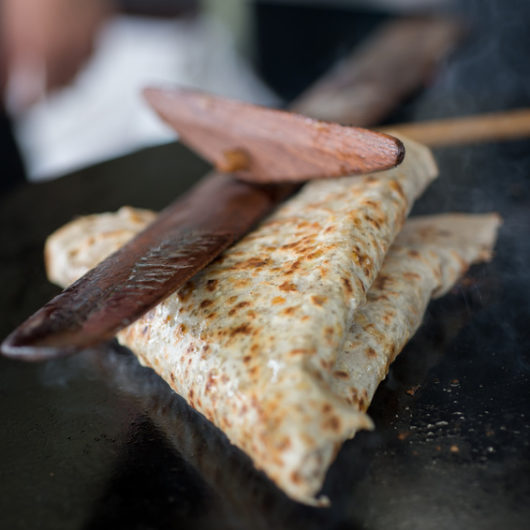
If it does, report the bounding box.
[2,0,514,187]
[1,2,530,529]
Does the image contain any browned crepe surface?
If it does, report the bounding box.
[45,206,499,504]
[44,140,500,503]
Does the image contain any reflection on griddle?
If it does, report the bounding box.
[79,272,489,530]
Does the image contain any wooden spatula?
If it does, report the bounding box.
[143,87,405,183]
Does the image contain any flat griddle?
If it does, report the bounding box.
[1,3,530,529]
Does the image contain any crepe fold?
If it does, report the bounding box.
[44,138,500,505]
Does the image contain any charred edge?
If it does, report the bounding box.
[395,139,406,166]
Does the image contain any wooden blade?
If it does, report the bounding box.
[143,87,405,183]
[1,175,296,360]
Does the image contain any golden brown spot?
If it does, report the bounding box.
[177,282,194,302]
[357,252,368,266]
[300,433,316,446]
[289,348,311,356]
[206,311,217,320]
[342,277,353,294]
[228,300,250,316]
[243,355,252,364]
[237,257,270,269]
[320,359,331,370]
[373,274,390,291]
[249,366,259,376]
[324,226,335,233]
[323,416,341,432]
[227,295,238,304]
[235,278,250,288]
[277,437,292,451]
[200,299,213,309]
[365,214,381,229]
[250,344,259,353]
[282,306,297,316]
[178,323,188,334]
[290,471,302,485]
[230,323,253,336]
[312,370,324,381]
[348,388,359,405]
[279,281,297,292]
[408,249,420,258]
[272,296,286,305]
[204,374,216,394]
[206,279,218,292]
[322,403,332,413]
[298,245,316,254]
[280,241,300,250]
[383,312,393,324]
[403,272,421,281]
[285,259,302,275]
[333,370,349,380]
[365,347,377,358]
[307,249,324,260]
[311,295,327,306]
[389,179,405,199]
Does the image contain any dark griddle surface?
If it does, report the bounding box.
[1,1,529,529]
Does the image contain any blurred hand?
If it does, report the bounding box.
[1,0,111,112]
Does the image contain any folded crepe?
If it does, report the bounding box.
[45,139,501,504]
[80,213,500,520]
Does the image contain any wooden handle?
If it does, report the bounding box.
[292,16,463,126]
[382,108,530,146]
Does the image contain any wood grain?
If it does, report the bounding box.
[143,87,405,183]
